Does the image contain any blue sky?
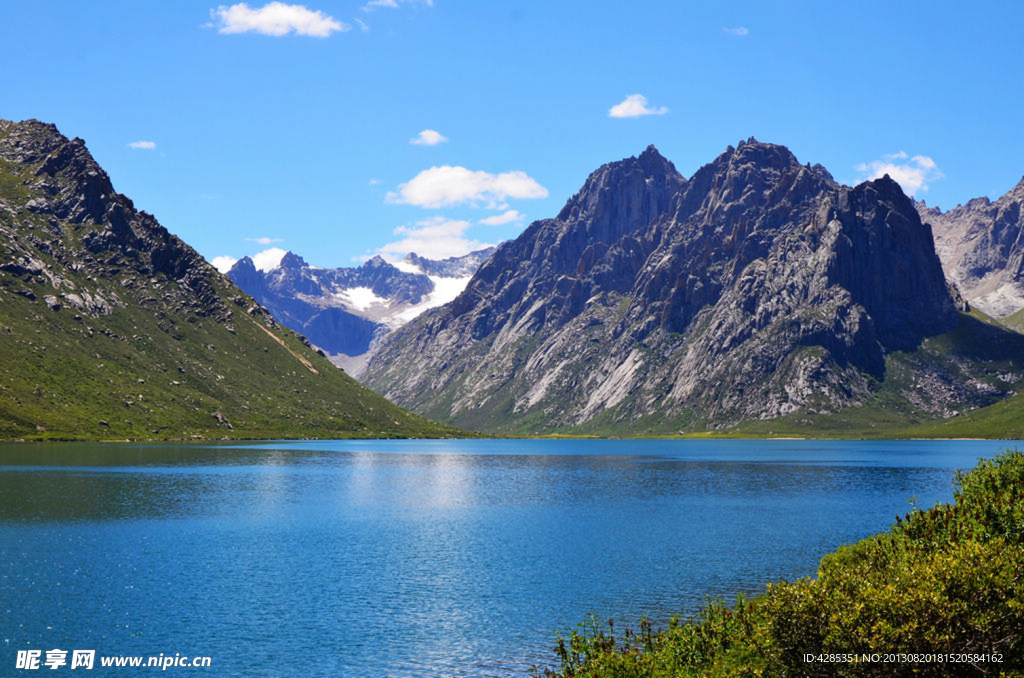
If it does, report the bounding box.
[2,1,1023,270]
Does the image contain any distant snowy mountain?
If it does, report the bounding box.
[227,248,494,374]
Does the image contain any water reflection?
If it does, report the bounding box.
[0,439,1012,677]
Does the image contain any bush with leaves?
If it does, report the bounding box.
[538,450,1024,677]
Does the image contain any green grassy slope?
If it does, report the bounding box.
[0,119,462,441]
[0,272,461,441]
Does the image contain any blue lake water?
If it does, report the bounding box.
[0,438,1016,676]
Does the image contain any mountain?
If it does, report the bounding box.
[0,118,458,440]
[916,179,1024,317]
[226,247,493,374]
[364,141,1024,434]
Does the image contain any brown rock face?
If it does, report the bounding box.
[365,141,970,433]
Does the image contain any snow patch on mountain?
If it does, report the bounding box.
[335,286,387,312]
[393,275,472,326]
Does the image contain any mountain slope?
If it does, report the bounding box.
[917,178,1024,316]
[364,141,1024,434]
[226,247,493,374]
[0,118,458,440]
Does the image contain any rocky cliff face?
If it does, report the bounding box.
[226,247,494,372]
[364,141,1014,434]
[917,179,1024,316]
[0,118,455,440]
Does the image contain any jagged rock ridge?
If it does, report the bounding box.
[917,179,1024,317]
[0,118,455,440]
[226,247,494,373]
[364,140,1019,434]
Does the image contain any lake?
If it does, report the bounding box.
[0,439,1015,676]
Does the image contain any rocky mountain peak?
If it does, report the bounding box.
[366,141,974,434]
[810,163,834,182]
[555,145,685,228]
[0,118,228,320]
[725,138,802,173]
[279,251,307,270]
[1,119,122,227]
[1008,175,1024,199]
[232,256,257,272]
[363,255,391,269]
[671,139,831,232]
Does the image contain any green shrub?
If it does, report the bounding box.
[539,450,1024,677]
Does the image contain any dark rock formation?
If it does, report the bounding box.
[364,141,991,433]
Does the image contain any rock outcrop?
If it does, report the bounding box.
[917,179,1024,316]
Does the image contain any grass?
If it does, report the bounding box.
[0,276,464,441]
[0,120,466,442]
[537,449,1024,677]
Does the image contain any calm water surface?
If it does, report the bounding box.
[0,439,1015,676]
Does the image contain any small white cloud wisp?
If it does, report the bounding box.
[128,141,156,150]
[478,210,524,226]
[855,152,944,197]
[723,27,750,36]
[410,129,449,146]
[608,94,669,119]
[362,0,432,11]
[211,246,287,273]
[376,216,494,260]
[210,2,348,37]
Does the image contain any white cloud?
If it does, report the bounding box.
[354,17,369,31]
[376,217,495,260]
[245,236,283,245]
[211,246,288,273]
[387,165,548,208]
[410,129,449,146]
[608,94,669,119]
[211,2,348,37]
[362,0,432,11]
[128,141,156,150]
[478,209,524,226]
[855,152,944,197]
[395,216,471,238]
[252,247,289,272]
[368,178,382,186]
[723,27,749,36]
[211,255,238,273]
